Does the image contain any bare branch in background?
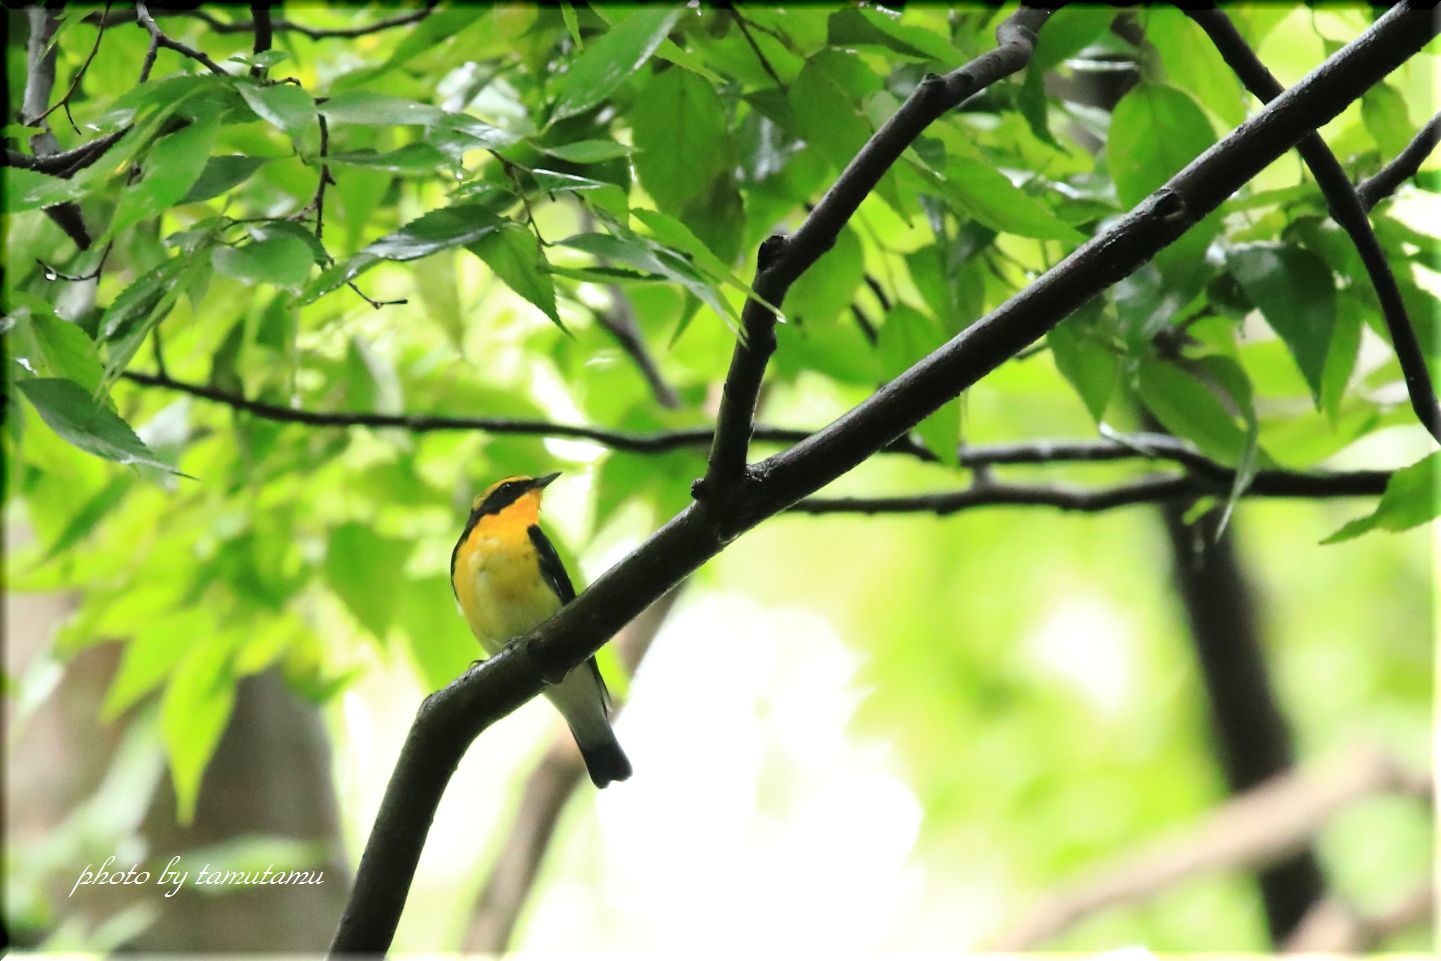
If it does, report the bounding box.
[464,587,685,953]
[985,746,1430,950]
[1188,9,1441,442]
[89,2,439,41]
[249,2,273,79]
[1357,110,1441,210]
[1284,881,1435,952]
[134,1,232,76]
[20,7,94,252]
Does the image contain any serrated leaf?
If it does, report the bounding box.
[18,310,104,395]
[108,115,221,238]
[319,91,443,126]
[18,378,183,474]
[878,304,959,464]
[1323,452,1438,543]
[238,82,317,138]
[298,205,504,303]
[467,223,562,329]
[630,66,729,211]
[550,7,684,122]
[934,159,1084,242]
[181,155,268,203]
[212,235,314,291]
[540,139,631,163]
[1048,304,1118,423]
[1227,244,1335,405]
[162,637,236,823]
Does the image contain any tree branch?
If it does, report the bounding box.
[2,129,129,176]
[1357,110,1441,210]
[119,369,1261,479]
[249,2,273,79]
[463,586,684,953]
[1161,502,1323,942]
[90,3,439,41]
[700,5,1053,499]
[792,468,1388,516]
[134,2,232,77]
[1188,9,1441,443]
[329,7,1437,952]
[1284,880,1435,952]
[984,745,1429,950]
[21,6,94,252]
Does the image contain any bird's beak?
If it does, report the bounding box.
[533,472,562,491]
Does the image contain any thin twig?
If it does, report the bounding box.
[88,2,439,41]
[118,369,1244,477]
[791,469,1389,516]
[1189,10,1441,444]
[134,2,231,77]
[730,9,786,89]
[1356,110,1441,210]
[1284,880,1435,952]
[30,2,111,135]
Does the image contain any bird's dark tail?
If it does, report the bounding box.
[577,731,632,788]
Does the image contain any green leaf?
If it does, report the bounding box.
[324,523,411,642]
[162,637,236,823]
[1109,84,1218,208]
[18,378,183,474]
[1194,355,1259,535]
[181,155,268,203]
[467,223,563,329]
[1227,244,1335,405]
[1108,83,1219,294]
[785,226,863,326]
[826,7,962,62]
[103,609,204,720]
[1320,291,1363,420]
[789,56,872,177]
[550,7,684,122]
[1136,359,1248,465]
[17,310,104,395]
[932,160,1084,242]
[878,304,959,464]
[98,258,188,381]
[328,142,451,173]
[1048,303,1118,423]
[299,205,505,303]
[1145,8,1245,128]
[631,207,760,303]
[212,235,314,291]
[3,167,75,212]
[1323,452,1438,543]
[539,139,631,163]
[630,66,729,211]
[318,91,443,126]
[400,575,482,690]
[108,115,222,238]
[238,81,317,138]
[1361,83,1412,159]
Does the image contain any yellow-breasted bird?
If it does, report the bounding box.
[450,472,631,787]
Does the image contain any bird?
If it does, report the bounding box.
[450,472,631,787]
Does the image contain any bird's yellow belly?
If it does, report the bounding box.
[455,534,562,654]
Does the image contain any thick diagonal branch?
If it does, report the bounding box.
[1188,9,1440,443]
[329,7,1438,953]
